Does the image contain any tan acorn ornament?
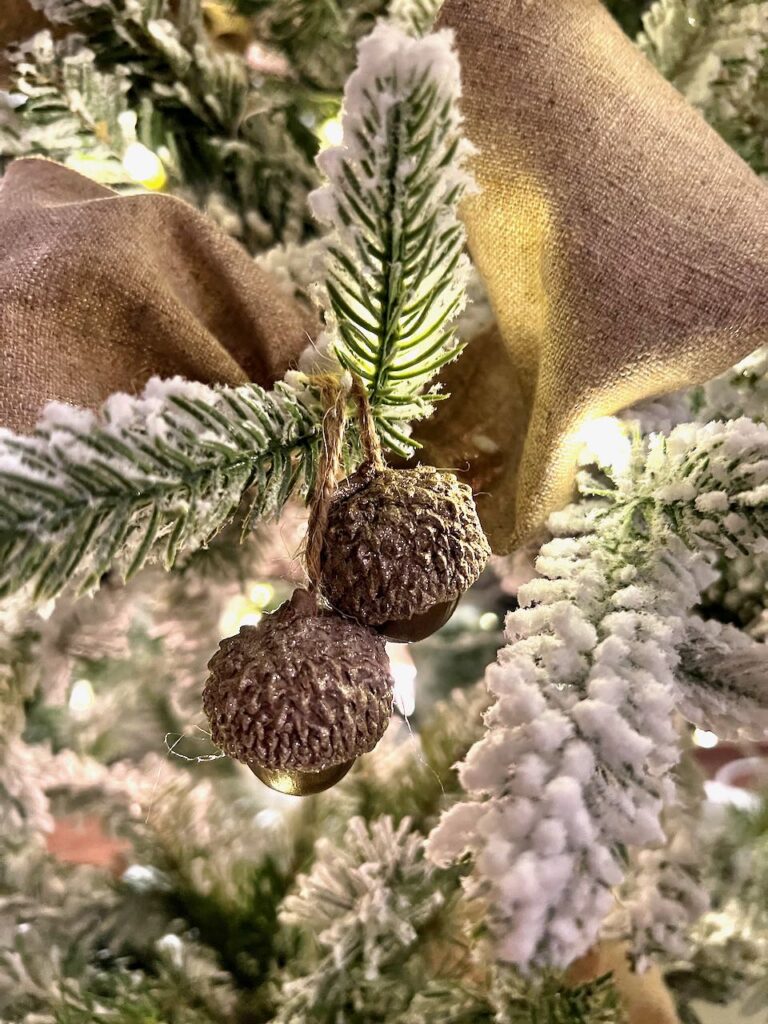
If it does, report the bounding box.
[203,587,393,795]
[320,459,490,642]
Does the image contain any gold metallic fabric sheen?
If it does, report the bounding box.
[424,0,768,552]
[0,158,314,432]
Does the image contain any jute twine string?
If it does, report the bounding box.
[304,372,382,592]
[350,373,385,472]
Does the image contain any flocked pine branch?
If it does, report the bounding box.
[427,416,768,970]
[235,0,381,92]
[675,617,768,740]
[0,378,321,602]
[606,753,709,970]
[639,0,768,176]
[235,0,441,91]
[310,23,474,457]
[275,816,450,1023]
[388,0,443,36]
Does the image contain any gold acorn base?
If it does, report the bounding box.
[249,759,355,796]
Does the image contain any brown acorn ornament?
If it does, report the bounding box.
[202,588,394,795]
[320,462,491,642]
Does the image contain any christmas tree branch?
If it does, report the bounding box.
[0,18,475,606]
[2,0,319,248]
[639,0,768,176]
[427,416,768,970]
[310,22,474,457]
[0,378,321,602]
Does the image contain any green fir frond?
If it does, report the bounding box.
[236,0,382,92]
[233,0,442,91]
[0,33,132,177]
[496,971,627,1024]
[311,22,474,457]
[0,378,321,603]
[603,0,649,36]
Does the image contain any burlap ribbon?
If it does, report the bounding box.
[2,0,768,558]
[419,0,768,551]
[0,158,314,431]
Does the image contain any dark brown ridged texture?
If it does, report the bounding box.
[320,464,491,628]
[203,589,393,771]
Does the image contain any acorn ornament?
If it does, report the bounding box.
[320,461,491,642]
[201,374,488,796]
[203,587,394,795]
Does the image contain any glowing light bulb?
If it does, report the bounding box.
[317,115,344,149]
[37,599,56,621]
[387,644,417,717]
[219,594,263,636]
[692,728,718,749]
[254,808,282,829]
[574,416,632,475]
[122,142,167,190]
[69,678,95,717]
[248,582,274,609]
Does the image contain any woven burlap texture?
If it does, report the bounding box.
[0,158,313,432]
[418,0,768,552]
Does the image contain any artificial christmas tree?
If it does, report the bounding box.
[1,3,768,1024]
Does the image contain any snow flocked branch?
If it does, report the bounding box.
[3,0,319,248]
[427,414,768,970]
[0,20,472,605]
[639,0,768,176]
[310,22,474,457]
[275,816,447,1023]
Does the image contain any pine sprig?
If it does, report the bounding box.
[498,971,626,1024]
[310,23,474,457]
[639,0,768,176]
[389,0,443,36]
[0,21,475,606]
[0,378,320,602]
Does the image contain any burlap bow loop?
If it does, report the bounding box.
[0,157,314,433]
[419,0,768,551]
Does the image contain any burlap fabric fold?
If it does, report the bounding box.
[0,158,314,432]
[419,0,768,552]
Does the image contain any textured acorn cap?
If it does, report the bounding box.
[320,464,491,627]
[203,589,394,772]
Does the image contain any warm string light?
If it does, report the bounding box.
[218,582,275,636]
[317,115,344,149]
[478,611,499,631]
[117,111,167,190]
[692,727,719,749]
[386,643,417,717]
[574,415,633,475]
[68,678,95,718]
[122,142,167,191]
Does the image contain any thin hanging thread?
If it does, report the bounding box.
[304,372,382,591]
[305,375,349,591]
